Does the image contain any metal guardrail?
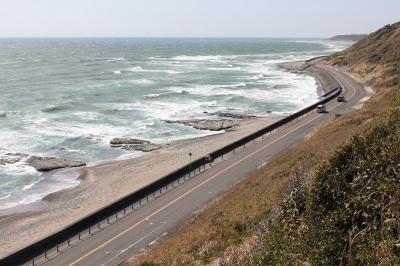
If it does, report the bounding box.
[0,86,342,266]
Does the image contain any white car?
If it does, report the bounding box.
[316,104,326,113]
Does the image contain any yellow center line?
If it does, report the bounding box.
[68,68,357,266]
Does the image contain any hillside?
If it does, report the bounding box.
[245,23,400,265]
[328,34,367,41]
[328,22,400,88]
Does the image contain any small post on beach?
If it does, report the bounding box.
[188,150,192,171]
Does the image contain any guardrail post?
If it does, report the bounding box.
[57,245,59,253]
[68,239,71,246]
[79,232,81,240]
[89,227,91,235]
[32,258,35,266]
[45,251,48,259]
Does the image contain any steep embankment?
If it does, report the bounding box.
[130,23,399,266]
[328,22,400,88]
[247,93,400,265]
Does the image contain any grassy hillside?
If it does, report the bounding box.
[245,22,400,266]
[247,91,400,265]
[328,22,400,89]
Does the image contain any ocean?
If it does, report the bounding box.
[0,38,349,210]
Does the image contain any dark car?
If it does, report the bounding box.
[337,95,346,102]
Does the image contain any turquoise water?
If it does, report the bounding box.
[0,38,349,209]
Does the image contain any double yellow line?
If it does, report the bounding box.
[68,68,357,266]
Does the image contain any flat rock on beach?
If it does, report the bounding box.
[26,156,86,172]
[110,138,162,152]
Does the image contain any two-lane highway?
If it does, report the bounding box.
[39,62,366,266]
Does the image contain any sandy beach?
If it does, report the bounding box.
[0,114,284,257]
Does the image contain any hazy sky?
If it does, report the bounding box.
[0,0,399,38]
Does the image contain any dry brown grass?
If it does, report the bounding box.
[328,21,400,89]
[127,85,396,266]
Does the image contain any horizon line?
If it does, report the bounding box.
[0,36,333,39]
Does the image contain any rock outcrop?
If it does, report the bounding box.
[110,138,162,152]
[26,156,86,172]
[0,153,28,165]
[164,119,239,131]
[205,111,256,120]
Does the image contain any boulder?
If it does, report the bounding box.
[26,156,86,172]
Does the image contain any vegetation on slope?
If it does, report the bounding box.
[328,21,400,88]
[248,90,400,265]
[245,22,400,266]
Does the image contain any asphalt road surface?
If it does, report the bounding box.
[37,62,367,266]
